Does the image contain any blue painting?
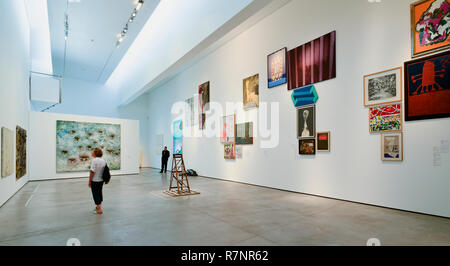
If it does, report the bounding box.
[173,120,183,154]
[268,48,287,88]
[56,120,121,172]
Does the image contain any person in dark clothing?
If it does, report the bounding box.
[160,146,170,173]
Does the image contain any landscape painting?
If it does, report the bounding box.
[16,126,27,179]
[1,127,14,177]
[236,122,253,145]
[288,31,336,90]
[364,67,402,106]
[381,133,403,161]
[56,120,121,173]
[369,104,402,133]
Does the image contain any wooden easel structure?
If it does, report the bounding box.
[164,153,200,197]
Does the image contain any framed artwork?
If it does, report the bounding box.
[173,120,183,154]
[199,113,206,130]
[198,81,210,113]
[235,122,253,145]
[288,31,336,90]
[56,121,121,173]
[16,126,27,179]
[267,48,287,88]
[369,104,402,133]
[381,132,403,161]
[220,115,236,144]
[316,131,330,152]
[299,139,316,155]
[243,74,259,110]
[411,0,450,58]
[404,50,450,121]
[363,67,402,107]
[185,96,196,127]
[224,142,236,159]
[235,146,242,159]
[297,105,316,139]
[1,127,14,177]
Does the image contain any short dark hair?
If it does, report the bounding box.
[93,148,103,157]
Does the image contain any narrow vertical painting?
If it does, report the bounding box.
[16,126,27,179]
[381,133,403,161]
[1,127,14,177]
[369,104,402,133]
[185,97,195,127]
[173,120,183,154]
[224,142,236,159]
[243,74,259,110]
[235,122,253,145]
[316,132,330,152]
[56,121,121,172]
[198,81,210,113]
[220,115,236,144]
[235,146,243,159]
[404,50,450,121]
[411,0,450,58]
[288,31,336,90]
[267,48,287,88]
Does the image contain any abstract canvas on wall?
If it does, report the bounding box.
[243,74,259,110]
[364,67,402,107]
[404,50,450,121]
[235,122,253,145]
[198,81,210,113]
[291,85,318,107]
[1,127,14,177]
[16,126,27,179]
[224,142,236,159]
[220,115,236,144]
[267,48,287,88]
[288,31,336,90]
[56,121,121,173]
[411,0,450,58]
[299,139,316,155]
[297,105,315,139]
[369,104,402,133]
[381,132,403,161]
[173,120,183,154]
[316,131,330,152]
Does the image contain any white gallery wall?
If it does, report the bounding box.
[0,0,31,207]
[29,112,140,181]
[146,0,450,217]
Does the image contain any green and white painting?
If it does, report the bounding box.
[56,120,121,172]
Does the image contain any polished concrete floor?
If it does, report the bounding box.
[0,168,449,246]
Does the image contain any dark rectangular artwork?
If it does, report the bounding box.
[288,31,336,90]
[316,132,330,152]
[297,105,316,139]
[404,50,450,121]
[299,139,316,155]
[16,126,27,180]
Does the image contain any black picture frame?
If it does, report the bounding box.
[267,47,287,88]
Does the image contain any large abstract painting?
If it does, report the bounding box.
[267,48,287,88]
[220,115,236,144]
[236,122,253,145]
[297,105,316,139]
[173,120,183,154]
[243,74,259,110]
[369,104,402,133]
[411,0,450,58]
[288,31,336,90]
[363,67,402,107]
[56,121,121,173]
[404,50,449,121]
[381,133,403,161]
[1,127,14,177]
[16,126,27,179]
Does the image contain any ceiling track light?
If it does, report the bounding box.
[116,0,144,47]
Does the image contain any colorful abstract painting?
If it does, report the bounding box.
[220,115,235,144]
[404,50,450,121]
[288,31,336,90]
[16,126,27,179]
[316,132,330,152]
[268,48,287,88]
[56,121,121,173]
[173,120,183,154]
[224,142,235,159]
[411,0,450,58]
[381,133,403,161]
[236,122,253,145]
[1,127,14,177]
[369,104,402,133]
[363,67,402,107]
[243,74,259,110]
[299,139,315,155]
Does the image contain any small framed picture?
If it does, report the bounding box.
[224,142,236,160]
[243,74,259,110]
[381,132,403,162]
[297,105,315,139]
[363,67,402,107]
[267,47,287,88]
[299,139,316,155]
[369,104,402,133]
[316,132,330,152]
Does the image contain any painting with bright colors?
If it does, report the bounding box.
[369,104,402,133]
[299,139,315,155]
[224,142,236,159]
[220,115,235,144]
[173,120,183,154]
[267,48,287,88]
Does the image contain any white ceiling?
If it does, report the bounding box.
[47,0,159,82]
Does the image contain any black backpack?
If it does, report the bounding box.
[102,164,111,183]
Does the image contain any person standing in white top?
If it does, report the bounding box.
[89,148,108,214]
